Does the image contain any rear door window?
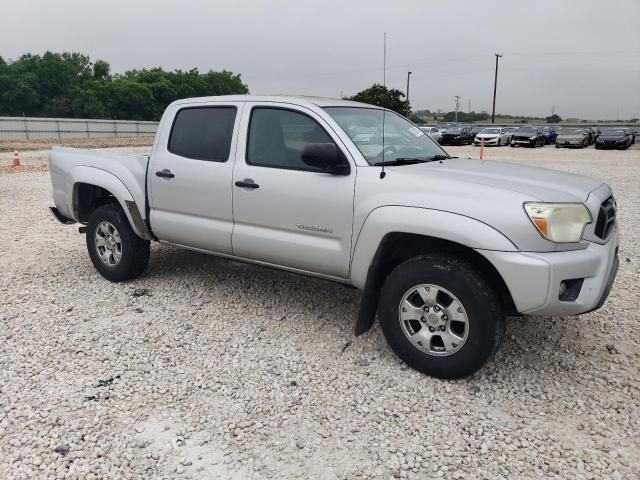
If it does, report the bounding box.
[168,107,237,162]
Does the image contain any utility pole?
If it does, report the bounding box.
[491,53,502,124]
[406,71,412,116]
[468,99,471,114]
[454,96,461,125]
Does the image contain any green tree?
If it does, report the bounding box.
[442,111,490,123]
[348,83,409,116]
[0,51,250,120]
[545,114,561,123]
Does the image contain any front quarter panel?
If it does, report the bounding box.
[350,205,516,289]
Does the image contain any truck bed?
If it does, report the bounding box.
[49,146,150,229]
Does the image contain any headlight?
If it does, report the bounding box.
[530,136,536,140]
[524,203,592,243]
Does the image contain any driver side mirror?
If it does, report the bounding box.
[301,143,350,175]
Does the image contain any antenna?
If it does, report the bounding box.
[380,106,387,179]
[383,32,387,87]
[380,32,388,179]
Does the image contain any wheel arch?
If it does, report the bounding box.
[351,207,517,336]
[69,167,151,240]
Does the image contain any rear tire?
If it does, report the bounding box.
[378,255,505,379]
[86,203,150,282]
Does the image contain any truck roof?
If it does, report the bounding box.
[170,95,376,109]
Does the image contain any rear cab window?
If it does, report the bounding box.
[168,106,237,161]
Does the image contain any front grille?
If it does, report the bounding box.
[595,196,616,239]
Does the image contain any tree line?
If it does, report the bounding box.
[0,52,249,121]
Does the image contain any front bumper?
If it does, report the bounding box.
[479,227,619,316]
[474,137,499,145]
[596,142,627,149]
[511,138,535,146]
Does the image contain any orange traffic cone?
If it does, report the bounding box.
[479,138,484,160]
[12,150,21,167]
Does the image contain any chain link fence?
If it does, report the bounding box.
[0,116,158,140]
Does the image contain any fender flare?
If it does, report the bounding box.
[350,206,517,335]
[68,166,151,240]
[350,206,517,289]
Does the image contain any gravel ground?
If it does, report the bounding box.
[1,145,639,479]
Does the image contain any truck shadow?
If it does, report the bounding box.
[142,244,598,382]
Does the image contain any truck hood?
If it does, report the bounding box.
[397,158,602,202]
[355,158,606,251]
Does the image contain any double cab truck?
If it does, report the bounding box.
[49,96,619,379]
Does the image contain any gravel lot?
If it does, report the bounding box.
[1,144,639,479]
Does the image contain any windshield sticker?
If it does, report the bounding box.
[409,126,424,137]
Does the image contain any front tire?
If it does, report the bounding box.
[86,203,150,282]
[378,255,504,379]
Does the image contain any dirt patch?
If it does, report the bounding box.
[0,136,153,152]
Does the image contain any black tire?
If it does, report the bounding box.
[86,203,150,282]
[378,255,505,379]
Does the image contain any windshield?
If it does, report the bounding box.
[480,128,500,134]
[518,127,537,133]
[563,128,585,134]
[601,129,624,135]
[324,107,447,165]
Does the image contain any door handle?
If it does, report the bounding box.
[155,169,175,179]
[235,179,260,189]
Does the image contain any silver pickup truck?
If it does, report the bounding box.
[49,95,619,379]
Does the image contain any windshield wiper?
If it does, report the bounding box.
[374,154,453,166]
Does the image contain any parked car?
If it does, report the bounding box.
[542,126,559,145]
[502,127,518,144]
[469,126,484,138]
[419,126,443,143]
[583,127,597,145]
[439,127,474,145]
[595,128,633,149]
[473,127,510,146]
[623,127,636,145]
[555,128,590,148]
[437,122,457,132]
[48,95,619,379]
[510,126,545,147]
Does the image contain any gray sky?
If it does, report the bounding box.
[3,0,639,119]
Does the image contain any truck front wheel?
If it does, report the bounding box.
[86,203,150,282]
[378,255,504,379]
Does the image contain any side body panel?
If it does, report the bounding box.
[230,102,357,278]
[147,101,244,254]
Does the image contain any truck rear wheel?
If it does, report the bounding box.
[378,255,504,379]
[86,203,150,282]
